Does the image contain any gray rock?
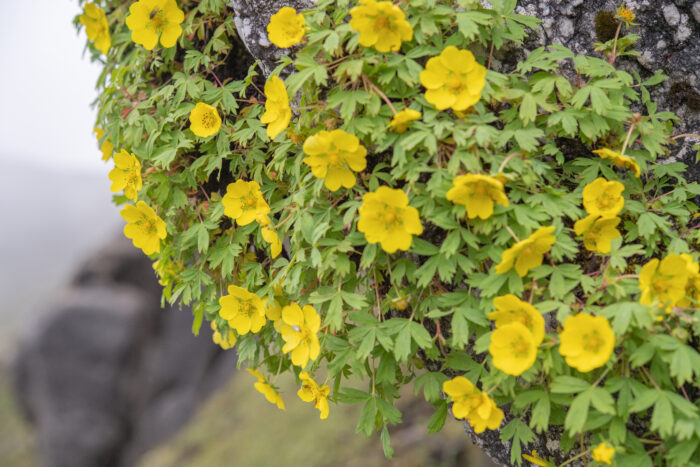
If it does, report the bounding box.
[230,0,316,76]
[663,3,681,25]
[13,236,236,467]
[692,2,700,22]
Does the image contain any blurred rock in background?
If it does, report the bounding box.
[12,236,236,467]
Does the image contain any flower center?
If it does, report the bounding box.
[583,330,602,353]
[448,75,464,91]
[242,192,258,210]
[375,16,391,30]
[201,112,216,129]
[149,8,167,30]
[327,151,342,166]
[383,206,403,228]
[511,336,530,358]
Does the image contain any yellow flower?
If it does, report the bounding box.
[281,302,321,368]
[261,226,283,259]
[247,369,285,410]
[592,148,641,178]
[488,294,545,346]
[592,442,615,465]
[80,3,111,55]
[261,75,291,139]
[357,186,423,253]
[616,6,636,25]
[108,149,142,201]
[153,257,181,287]
[94,127,114,161]
[523,450,550,467]
[211,321,236,350]
[298,371,330,419]
[446,174,509,220]
[120,201,167,255]
[442,376,479,419]
[302,130,367,191]
[265,297,284,332]
[420,46,486,111]
[678,254,700,308]
[558,314,615,372]
[267,7,306,48]
[442,377,503,433]
[349,0,413,53]
[125,0,185,50]
[582,178,625,217]
[494,226,556,277]
[389,109,421,133]
[638,254,690,311]
[467,392,504,433]
[574,215,622,254]
[218,285,267,335]
[189,102,221,138]
[222,180,271,226]
[489,322,538,376]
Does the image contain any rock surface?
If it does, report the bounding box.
[12,236,236,467]
[230,0,315,76]
[515,0,699,182]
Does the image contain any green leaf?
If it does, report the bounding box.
[550,376,590,394]
[191,305,204,336]
[356,397,377,436]
[565,390,592,435]
[380,424,394,459]
[427,400,448,433]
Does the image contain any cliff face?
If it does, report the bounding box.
[13,236,236,467]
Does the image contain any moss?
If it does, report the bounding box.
[595,11,619,43]
[670,82,700,111]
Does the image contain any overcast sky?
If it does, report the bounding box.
[0,0,106,174]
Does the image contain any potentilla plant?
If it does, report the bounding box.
[77,0,700,465]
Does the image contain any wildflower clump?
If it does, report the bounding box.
[349,0,413,53]
[126,0,184,50]
[81,0,700,464]
[267,7,306,48]
[357,186,423,253]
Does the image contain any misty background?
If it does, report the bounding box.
[0,0,121,344]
